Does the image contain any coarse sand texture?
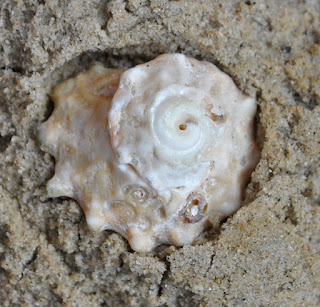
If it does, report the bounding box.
[0,1,319,306]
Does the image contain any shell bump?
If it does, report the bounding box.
[39,54,259,252]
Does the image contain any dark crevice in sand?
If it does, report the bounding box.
[17,246,39,282]
[0,134,12,153]
[0,66,24,74]
[285,202,298,226]
[24,247,39,269]
[156,256,169,299]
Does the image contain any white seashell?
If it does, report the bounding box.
[39,54,259,252]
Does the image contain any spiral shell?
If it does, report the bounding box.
[39,54,259,251]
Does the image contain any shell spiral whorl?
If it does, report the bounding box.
[39,54,259,251]
[109,55,226,196]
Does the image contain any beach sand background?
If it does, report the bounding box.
[0,0,319,305]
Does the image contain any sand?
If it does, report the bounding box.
[0,0,319,306]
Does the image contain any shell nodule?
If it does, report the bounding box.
[39,54,259,252]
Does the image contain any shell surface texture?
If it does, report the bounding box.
[39,54,259,252]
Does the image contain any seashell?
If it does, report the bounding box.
[39,54,259,252]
